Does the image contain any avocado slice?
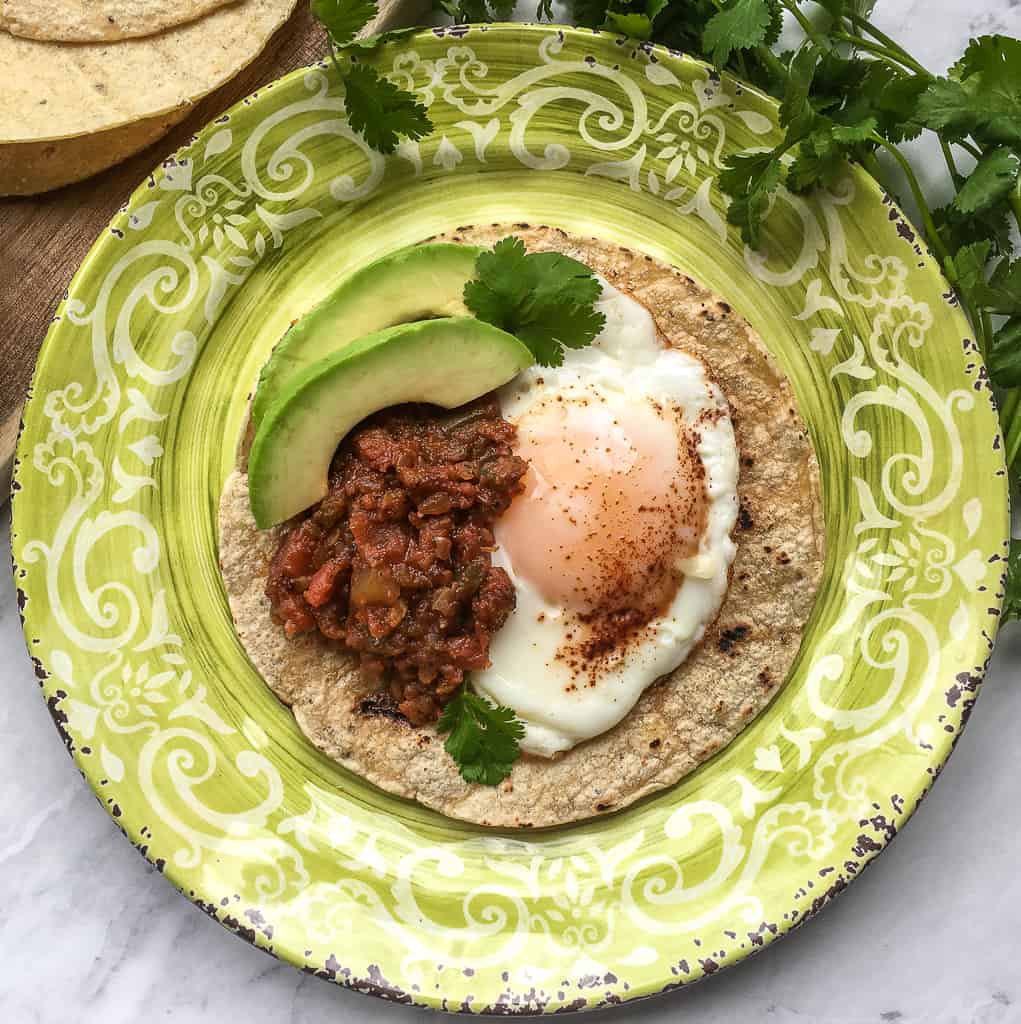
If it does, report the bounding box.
[251,243,481,429]
[248,317,534,528]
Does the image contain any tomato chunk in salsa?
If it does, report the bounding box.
[265,396,527,725]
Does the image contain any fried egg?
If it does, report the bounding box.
[472,279,740,756]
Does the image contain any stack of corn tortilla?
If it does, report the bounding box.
[0,0,301,195]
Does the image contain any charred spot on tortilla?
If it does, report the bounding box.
[358,694,410,724]
[217,225,824,828]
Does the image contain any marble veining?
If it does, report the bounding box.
[2,0,1021,1019]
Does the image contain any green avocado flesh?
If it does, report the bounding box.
[250,243,482,428]
[248,318,534,529]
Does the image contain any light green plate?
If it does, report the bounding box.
[11,24,1010,1013]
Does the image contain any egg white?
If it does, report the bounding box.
[472,279,740,757]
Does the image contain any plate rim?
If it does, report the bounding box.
[10,20,1009,1013]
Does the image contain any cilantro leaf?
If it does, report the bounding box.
[770,50,922,207]
[605,11,654,38]
[934,201,1014,260]
[787,130,846,192]
[1004,539,1021,625]
[984,256,1021,316]
[868,73,926,143]
[955,239,992,286]
[312,0,378,47]
[954,148,1020,215]
[436,687,524,785]
[465,236,533,324]
[433,0,464,17]
[918,78,1021,148]
[343,63,431,154]
[782,107,877,198]
[804,56,923,144]
[917,78,983,139]
[594,0,669,38]
[951,239,993,307]
[312,0,433,156]
[435,0,513,21]
[464,237,606,367]
[643,0,716,56]
[918,36,1021,147]
[952,34,1021,86]
[703,0,780,67]
[808,50,871,113]
[814,0,877,18]
[779,45,820,138]
[989,318,1021,387]
[953,247,1021,316]
[569,0,611,29]
[720,150,783,248]
[830,117,877,143]
[349,26,419,51]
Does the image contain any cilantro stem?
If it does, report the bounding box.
[958,138,983,160]
[845,12,928,76]
[981,309,994,359]
[862,150,883,181]
[754,44,788,85]
[1002,389,1021,470]
[327,41,347,80]
[965,303,989,362]
[965,297,989,362]
[833,32,928,74]
[782,0,823,47]
[939,138,962,186]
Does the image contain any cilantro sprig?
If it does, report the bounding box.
[312,0,432,154]
[341,62,431,153]
[464,236,607,366]
[312,0,376,43]
[437,687,525,785]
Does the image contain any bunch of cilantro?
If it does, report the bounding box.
[311,0,1021,781]
[555,0,1021,618]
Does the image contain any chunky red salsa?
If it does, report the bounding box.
[265,397,527,725]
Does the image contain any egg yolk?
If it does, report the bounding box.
[497,389,707,616]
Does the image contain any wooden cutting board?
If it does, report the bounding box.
[0,0,424,504]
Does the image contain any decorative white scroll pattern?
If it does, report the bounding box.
[11,27,1002,1011]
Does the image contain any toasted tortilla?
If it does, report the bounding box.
[0,0,297,194]
[0,0,428,195]
[0,106,191,195]
[218,225,825,828]
[1,0,238,42]
[0,0,297,145]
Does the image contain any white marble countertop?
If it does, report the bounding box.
[3,2,1021,1021]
